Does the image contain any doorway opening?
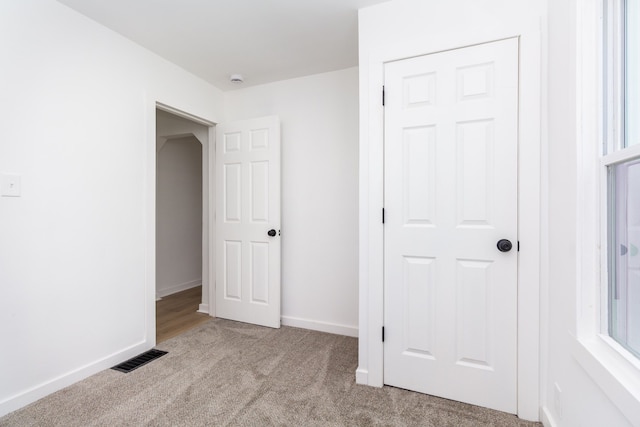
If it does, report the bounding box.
[155,108,212,343]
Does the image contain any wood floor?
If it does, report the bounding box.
[156,286,210,343]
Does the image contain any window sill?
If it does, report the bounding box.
[573,335,640,424]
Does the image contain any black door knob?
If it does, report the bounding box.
[267,229,277,237]
[497,239,512,252]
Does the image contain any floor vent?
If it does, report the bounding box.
[111,349,167,373]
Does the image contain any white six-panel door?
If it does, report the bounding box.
[215,116,281,328]
[383,39,519,413]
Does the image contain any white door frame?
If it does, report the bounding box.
[145,101,217,347]
[357,28,542,421]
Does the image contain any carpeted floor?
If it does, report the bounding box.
[0,319,540,426]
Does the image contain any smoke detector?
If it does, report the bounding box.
[230,74,244,84]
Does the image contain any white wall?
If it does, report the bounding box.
[0,0,223,416]
[224,67,359,336]
[156,136,202,297]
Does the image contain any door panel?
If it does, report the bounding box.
[216,116,281,328]
[224,163,241,222]
[384,38,518,413]
[224,240,242,300]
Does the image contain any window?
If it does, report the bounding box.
[604,0,640,359]
[572,1,640,420]
[626,1,640,146]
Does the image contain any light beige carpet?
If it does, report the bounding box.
[0,319,540,426]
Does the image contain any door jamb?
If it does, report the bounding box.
[357,29,542,421]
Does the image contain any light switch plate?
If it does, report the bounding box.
[1,174,21,197]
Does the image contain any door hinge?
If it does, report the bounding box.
[517,241,520,252]
[382,326,385,342]
[382,208,385,224]
[382,85,385,106]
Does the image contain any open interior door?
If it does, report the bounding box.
[215,116,281,328]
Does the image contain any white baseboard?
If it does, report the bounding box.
[156,280,201,298]
[280,315,358,337]
[541,406,559,427]
[355,367,369,385]
[0,341,151,418]
[197,303,209,314]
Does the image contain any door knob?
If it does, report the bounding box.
[267,229,277,237]
[497,239,512,252]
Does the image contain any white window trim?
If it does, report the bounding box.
[575,0,640,423]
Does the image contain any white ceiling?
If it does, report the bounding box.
[57,0,389,91]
